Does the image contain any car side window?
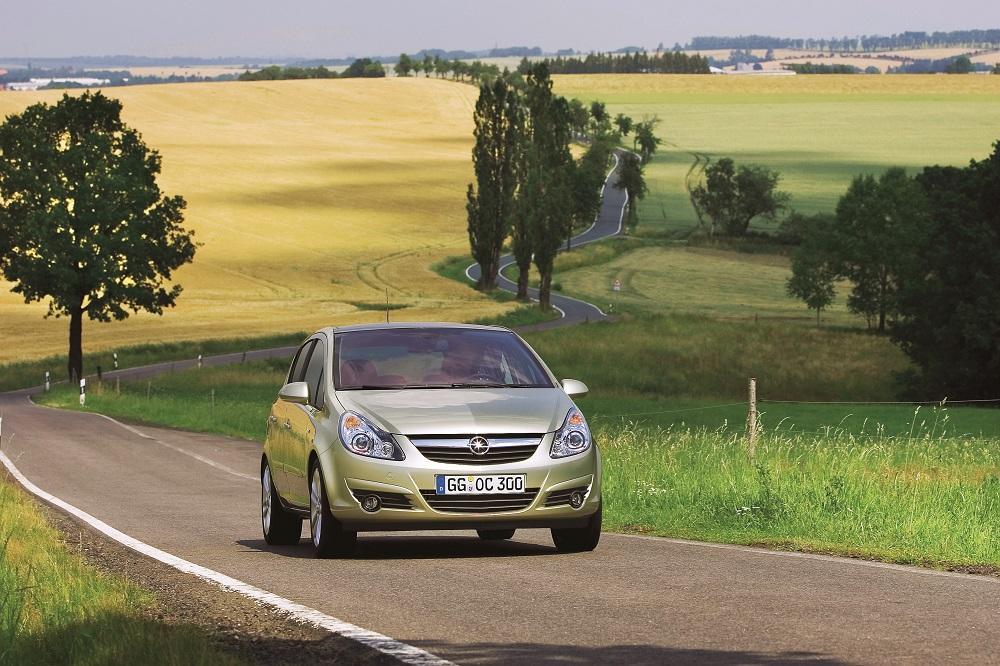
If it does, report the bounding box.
[287,340,315,384]
[302,339,327,410]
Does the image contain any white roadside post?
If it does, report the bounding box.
[79,378,87,406]
[747,377,758,457]
[113,352,119,370]
[44,371,50,392]
[198,354,203,369]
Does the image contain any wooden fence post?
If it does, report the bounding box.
[747,377,758,457]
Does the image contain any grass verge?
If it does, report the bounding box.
[600,426,1000,573]
[0,476,239,665]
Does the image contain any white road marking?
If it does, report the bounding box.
[0,450,454,666]
[26,394,257,482]
[612,532,999,584]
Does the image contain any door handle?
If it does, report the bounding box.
[282,419,292,429]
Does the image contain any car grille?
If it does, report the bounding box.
[410,435,542,466]
[350,489,414,510]
[419,488,540,513]
[544,486,590,507]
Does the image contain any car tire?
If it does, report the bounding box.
[309,463,357,558]
[261,459,302,545]
[477,529,516,541]
[551,502,602,553]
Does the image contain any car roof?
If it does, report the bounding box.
[321,322,511,335]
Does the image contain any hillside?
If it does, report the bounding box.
[0,78,510,362]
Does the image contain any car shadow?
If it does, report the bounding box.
[236,533,558,560]
[407,640,851,665]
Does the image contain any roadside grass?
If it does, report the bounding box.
[0,332,307,393]
[0,477,239,665]
[552,74,1000,236]
[39,359,288,442]
[598,425,1000,571]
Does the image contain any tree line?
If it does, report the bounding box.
[782,143,1000,398]
[466,64,656,311]
[688,30,1000,52]
[238,59,387,81]
[524,51,710,75]
[393,53,511,84]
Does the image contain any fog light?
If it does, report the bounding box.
[569,491,585,509]
[361,495,381,512]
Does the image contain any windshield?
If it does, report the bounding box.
[334,328,554,390]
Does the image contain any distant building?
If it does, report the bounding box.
[7,77,111,91]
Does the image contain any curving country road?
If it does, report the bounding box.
[466,149,630,331]
[2,355,1000,664]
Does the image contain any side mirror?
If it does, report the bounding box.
[561,379,589,398]
[278,381,310,405]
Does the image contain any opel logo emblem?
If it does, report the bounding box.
[468,436,490,455]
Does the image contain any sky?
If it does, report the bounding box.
[7,0,1000,58]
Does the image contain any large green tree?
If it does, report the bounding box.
[0,92,196,380]
[834,168,928,332]
[466,78,523,291]
[893,145,1000,398]
[691,158,789,236]
[785,213,839,323]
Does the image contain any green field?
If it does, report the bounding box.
[553,74,1000,236]
[0,478,237,665]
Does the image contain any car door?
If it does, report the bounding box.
[269,340,314,499]
[284,336,328,506]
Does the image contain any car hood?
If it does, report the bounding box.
[334,388,574,436]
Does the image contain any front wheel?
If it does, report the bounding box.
[551,502,602,553]
[309,464,357,558]
[261,460,302,545]
[477,529,515,541]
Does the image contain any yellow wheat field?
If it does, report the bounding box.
[0,79,512,362]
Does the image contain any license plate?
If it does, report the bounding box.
[435,474,526,495]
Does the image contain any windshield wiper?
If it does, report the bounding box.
[340,384,407,390]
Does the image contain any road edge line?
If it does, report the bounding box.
[24,394,258,483]
[611,532,1000,584]
[0,449,455,666]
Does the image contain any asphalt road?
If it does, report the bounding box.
[466,150,630,331]
[2,377,999,665]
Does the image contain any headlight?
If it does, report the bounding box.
[339,411,405,461]
[550,407,592,458]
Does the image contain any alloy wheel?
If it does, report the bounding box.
[262,465,273,533]
[310,467,323,547]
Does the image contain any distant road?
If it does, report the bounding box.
[466,149,630,331]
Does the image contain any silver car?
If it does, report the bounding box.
[261,323,601,557]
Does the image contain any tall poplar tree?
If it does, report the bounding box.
[466,78,523,290]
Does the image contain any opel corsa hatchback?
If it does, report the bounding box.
[261,323,601,557]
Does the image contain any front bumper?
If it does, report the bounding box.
[317,432,601,532]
